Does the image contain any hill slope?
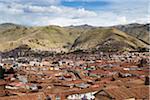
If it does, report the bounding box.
[0,23,149,52]
[0,24,83,52]
[114,23,149,45]
[71,27,149,51]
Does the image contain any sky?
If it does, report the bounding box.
[0,0,149,26]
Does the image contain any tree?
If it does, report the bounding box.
[0,66,5,79]
[6,67,15,74]
[145,76,150,85]
[138,58,147,67]
[111,77,115,81]
[118,72,123,78]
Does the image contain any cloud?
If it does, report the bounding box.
[0,0,149,26]
[65,0,108,1]
[0,2,97,18]
[27,5,97,18]
[1,0,60,5]
[0,2,24,15]
[117,16,127,24]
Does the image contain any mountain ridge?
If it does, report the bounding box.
[0,23,149,52]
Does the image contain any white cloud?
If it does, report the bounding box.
[0,0,149,26]
[32,17,81,26]
[2,0,60,5]
[0,2,97,18]
[30,11,128,26]
[0,3,24,15]
[117,16,127,24]
[63,0,94,2]
[26,5,97,18]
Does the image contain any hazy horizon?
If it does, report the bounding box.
[0,22,149,27]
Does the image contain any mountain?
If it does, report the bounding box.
[114,23,149,45]
[67,24,94,29]
[71,27,149,52]
[0,23,82,52]
[0,23,149,53]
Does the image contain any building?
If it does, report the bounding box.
[95,86,149,100]
[0,80,7,96]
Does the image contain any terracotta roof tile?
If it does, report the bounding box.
[0,80,6,86]
[0,92,46,100]
[97,85,149,100]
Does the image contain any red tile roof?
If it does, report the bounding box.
[91,70,111,74]
[96,85,149,100]
[0,80,6,86]
[0,92,46,100]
